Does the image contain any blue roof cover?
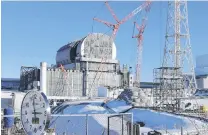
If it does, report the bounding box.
[140,82,158,88]
[1,78,20,82]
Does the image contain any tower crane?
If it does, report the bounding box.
[88,1,151,98]
[132,19,147,88]
[132,1,151,88]
[93,1,151,39]
[130,2,151,107]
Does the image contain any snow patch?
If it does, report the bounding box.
[49,102,121,135]
[127,108,207,134]
[50,100,207,135]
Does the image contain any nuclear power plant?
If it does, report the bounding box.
[2,1,208,135]
[19,33,133,98]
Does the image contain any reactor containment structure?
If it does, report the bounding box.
[19,33,133,98]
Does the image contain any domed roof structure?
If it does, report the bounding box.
[56,33,117,65]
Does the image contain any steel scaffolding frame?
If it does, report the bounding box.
[19,66,39,91]
[153,67,184,110]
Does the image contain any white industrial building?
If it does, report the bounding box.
[19,33,132,98]
[195,54,208,89]
[176,54,208,112]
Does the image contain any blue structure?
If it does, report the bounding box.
[1,78,20,90]
[3,108,14,128]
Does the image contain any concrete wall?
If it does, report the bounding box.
[87,71,122,97]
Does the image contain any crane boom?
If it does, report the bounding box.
[132,3,151,87]
[93,1,151,38]
[89,1,151,98]
[120,1,151,24]
[104,1,119,23]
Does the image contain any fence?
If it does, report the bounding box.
[1,112,208,135]
[49,113,133,135]
[1,113,133,135]
[108,114,132,135]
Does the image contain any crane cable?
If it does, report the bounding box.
[53,3,112,98]
[88,1,119,98]
[88,28,113,98]
[91,2,106,33]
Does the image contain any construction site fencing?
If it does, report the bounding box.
[49,113,133,135]
[107,113,133,135]
[1,113,133,135]
[1,113,208,135]
[140,128,208,135]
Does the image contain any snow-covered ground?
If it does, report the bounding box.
[49,101,126,135]
[49,99,208,135]
[127,108,208,134]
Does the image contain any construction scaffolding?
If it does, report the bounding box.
[153,67,184,110]
[153,1,196,111]
[47,68,83,97]
[45,66,122,97]
[19,66,40,91]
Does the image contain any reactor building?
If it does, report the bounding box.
[19,33,133,98]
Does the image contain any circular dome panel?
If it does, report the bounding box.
[77,33,116,60]
[56,33,117,65]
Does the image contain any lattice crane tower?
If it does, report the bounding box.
[153,1,197,109]
[163,1,196,95]
[89,1,151,98]
[132,2,151,87]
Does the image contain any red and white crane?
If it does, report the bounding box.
[88,1,151,97]
[132,3,151,87]
[93,1,151,40]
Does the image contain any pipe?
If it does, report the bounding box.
[86,61,89,96]
[40,62,47,95]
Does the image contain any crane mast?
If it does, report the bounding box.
[132,20,146,88]
[88,1,151,98]
[132,3,151,88]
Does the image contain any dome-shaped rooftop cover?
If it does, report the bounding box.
[56,33,117,65]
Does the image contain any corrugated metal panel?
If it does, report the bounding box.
[46,62,123,97]
[46,69,83,97]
